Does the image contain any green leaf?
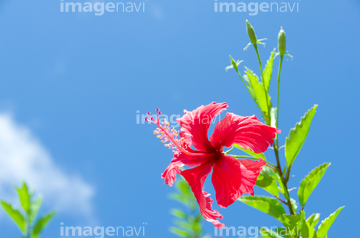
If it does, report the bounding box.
[281,213,304,236]
[316,206,344,238]
[260,227,284,238]
[171,209,187,219]
[263,49,276,93]
[285,105,318,167]
[233,143,266,160]
[307,213,320,227]
[239,196,285,221]
[176,179,191,196]
[29,196,43,225]
[170,193,187,204]
[243,74,256,99]
[275,228,293,238]
[276,176,288,199]
[244,67,271,124]
[170,178,205,238]
[32,211,56,238]
[190,216,202,232]
[301,221,312,238]
[255,166,280,196]
[170,178,196,208]
[175,220,193,231]
[298,163,330,207]
[301,213,320,238]
[170,227,191,237]
[0,201,26,234]
[16,182,31,217]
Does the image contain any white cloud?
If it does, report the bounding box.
[0,113,95,217]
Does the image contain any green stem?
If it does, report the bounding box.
[224,147,234,155]
[275,196,288,205]
[229,155,276,168]
[234,67,268,121]
[254,44,264,77]
[274,146,294,215]
[285,164,292,183]
[276,55,284,146]
[273,55,294,216]
[235,68,252,96]
[283,163,287,177]
[254,43,271,125]
[230,155,259,159]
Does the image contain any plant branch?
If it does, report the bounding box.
[254,44,271,125]
[229,155,276,168]
[274,146,295,215]
[276,55,284,146]
[275,196,288,205]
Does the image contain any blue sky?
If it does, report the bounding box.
[0,0,359,237]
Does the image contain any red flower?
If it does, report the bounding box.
[147,102,280,228]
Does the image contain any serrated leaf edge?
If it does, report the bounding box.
[298,163,331,207]
[316,206,344,238]
[285,104,318,166]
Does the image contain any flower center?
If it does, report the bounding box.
[146,109,187,154]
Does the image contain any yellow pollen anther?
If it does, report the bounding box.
[152,115,185,154]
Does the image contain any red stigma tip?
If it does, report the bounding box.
[147,112,151,115]
[144,118,148,121]
[156,108,159,111]
[159,112,161,115]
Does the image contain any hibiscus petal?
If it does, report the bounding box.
[177,102,228,152]
[210,113,280,153]
[161,160,184,187]
[238,158,267,196]
[172,151,219,168]
[203,192,224,229]
[179,131,192,149]
[180,160,224,229]
[212,155,266,208]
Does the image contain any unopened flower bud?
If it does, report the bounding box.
[246,20,257,45]
[278,27,286,56]
[230,57,238,70]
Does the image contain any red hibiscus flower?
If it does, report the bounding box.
[147,102,280,228]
